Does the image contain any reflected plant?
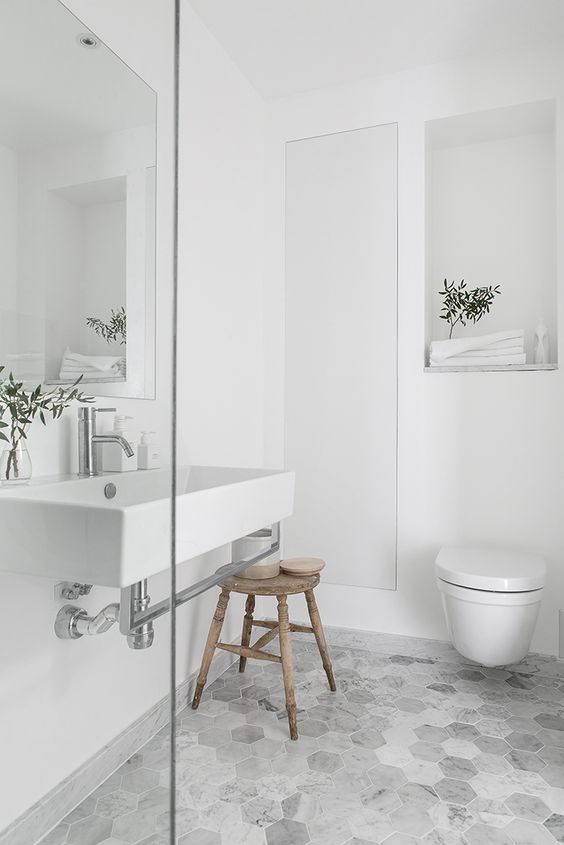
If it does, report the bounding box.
[86,306,127,345]
[0,367,93,480]
[439,279,501,339]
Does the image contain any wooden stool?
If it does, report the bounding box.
[191,571,336,739]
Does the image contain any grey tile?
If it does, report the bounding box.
[434,778,477,805]
[437,757,477,781]
[38,635,564,845]
[506,749,546,773]
[307,750,343,774]
[266,817,310,845]
[66,814,113,845]
[505,792,551,822]
[241,796,283,827]
[464,823,513,844]
[390,804,433,836]
[282,792,320,822]
[112,808,160,842]
[121,767,160,794]
[398,782,439,809]
[307,810,352,844]
[233,725,265,744]
[95,789,138,819]
[544,813,564,841]
[359,785,401,813]
[504,819,554,844]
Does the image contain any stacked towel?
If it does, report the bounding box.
[59,348,125,380]
[429,330,526,367]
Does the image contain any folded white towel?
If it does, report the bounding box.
[59,368,120,380]
[61,347,123,373]
[430,330,525,363]
[59,363,118,373]
[430,353,526,367]
[432,344,524,362]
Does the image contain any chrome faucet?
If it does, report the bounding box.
[78,407,134,478]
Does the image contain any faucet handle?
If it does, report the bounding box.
[96,408,117,413]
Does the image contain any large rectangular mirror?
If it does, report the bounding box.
[0,0,157,398]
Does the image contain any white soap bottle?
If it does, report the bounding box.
[534,319,549,365]
[104,415,137,472]
[137,431,161,470]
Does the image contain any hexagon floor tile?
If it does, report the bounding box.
[37,633,564,844]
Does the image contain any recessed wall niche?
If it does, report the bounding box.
[425,100,557,371]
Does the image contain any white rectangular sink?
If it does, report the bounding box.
[0,466,295,587]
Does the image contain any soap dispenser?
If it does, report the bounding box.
[104,415,137,472]
[137,431,161,470]
[534,318,549,365]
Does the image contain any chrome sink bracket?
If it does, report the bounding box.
[55,582,93,601]
[55,522,280,649]
[119,522,281,634]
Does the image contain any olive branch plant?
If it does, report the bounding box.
[439,279,501,339]
[0,367,94,480]
[86,306,127,345]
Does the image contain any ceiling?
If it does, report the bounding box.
[0,0,156,151]
[187,0,564,99]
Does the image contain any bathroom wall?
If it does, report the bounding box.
[0,0,266,831]
[262,45,564,657]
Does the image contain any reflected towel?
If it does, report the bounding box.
[430,353,527,367]
[447,345,524,359]
[430,330,525,363]
[61,347,123,373]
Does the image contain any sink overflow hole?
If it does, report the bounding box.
[104,483,117,499]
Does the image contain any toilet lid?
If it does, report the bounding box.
[436,547,546,592]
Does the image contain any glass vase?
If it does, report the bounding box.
[0,443,32,485]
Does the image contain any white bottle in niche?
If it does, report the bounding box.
[534,319,549,365]
[137,431,161,470]
[104,415,137,472]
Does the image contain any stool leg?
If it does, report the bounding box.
[239,594,256,673]
[305,589,337,692]
[192,588,230,709]
[277,594,298,740]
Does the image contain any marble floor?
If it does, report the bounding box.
[39,631,564,845]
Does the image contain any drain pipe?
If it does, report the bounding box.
[126,580,154,650]
[54,581,154,649]
[55,602,120,640]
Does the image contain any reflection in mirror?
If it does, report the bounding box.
[0,0,157,398]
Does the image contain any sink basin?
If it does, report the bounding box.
[0,466,295,587]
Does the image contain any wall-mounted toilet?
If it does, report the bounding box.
[436,547,546,667]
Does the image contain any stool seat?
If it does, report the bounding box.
[192,568,335,740]
[219,571,320,596]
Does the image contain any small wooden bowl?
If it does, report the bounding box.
[280,557,326,576]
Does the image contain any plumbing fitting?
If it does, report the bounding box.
[55,602,119,640]
[126,580,154,650]
[53,523,280,651]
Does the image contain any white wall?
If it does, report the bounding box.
[263,45,564,657]
[174,0,266,685]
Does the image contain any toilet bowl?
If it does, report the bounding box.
[436,547,546,667]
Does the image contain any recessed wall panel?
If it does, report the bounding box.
[284,124,398,589]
